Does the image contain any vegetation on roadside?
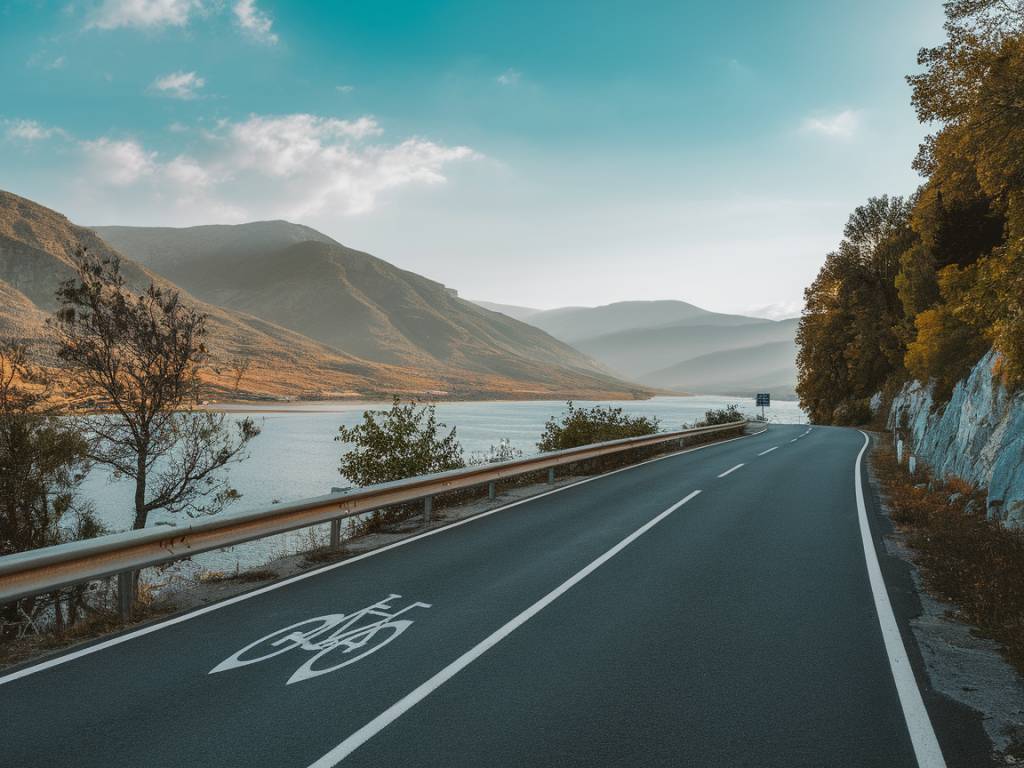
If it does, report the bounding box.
[874,443,1024,673]
[798,2,1024,423]
[692,404,743,427]
[537,402,660,452]
[336,397,465,486]
[0,343,107,638]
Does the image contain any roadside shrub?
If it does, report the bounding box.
[537,402,659,452]
[831,398,873,426]
[693,404,743,426]
[468,438,523,465]
[336,397,465,486]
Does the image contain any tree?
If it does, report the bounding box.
[336,397,464,486]
[228,356,253,397]
[537,402,659,452]
[51,249,260,537]
[0,342,105,637]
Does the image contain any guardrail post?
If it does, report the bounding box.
[117,571,133,622]
[547,468,555,484]
[423,496,433,525]
[488,481,496,500]
[330,519,341,550]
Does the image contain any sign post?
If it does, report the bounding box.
[755,393,770,420]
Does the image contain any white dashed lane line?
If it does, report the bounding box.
[717,464,744,478]
[757,447,778,456]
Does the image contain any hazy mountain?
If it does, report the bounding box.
[526,300,771,344]
[572,318,799,379]
[0,191,647,400]
[93,220,644,398]
[469,300,542,322]
[507,299,799,399]
[642,339,798,399]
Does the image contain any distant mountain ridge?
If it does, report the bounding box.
[0,190,647,400]
[472,299,800,399]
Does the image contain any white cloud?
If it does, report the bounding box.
[88,0,203,29]
[151,71,205,99]
[4,119,64,141]
[26,52,67,70]
[81,138,157,185]
[62,113,477,221]
[497,68,521,86]
[336,84,355,94]
[801,109,861,139]
[233,0,278,44]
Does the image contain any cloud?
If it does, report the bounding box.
[81,138,158,185]
[744,299,803,321]
[27,52,66,70]
[4,119,65,141]
[801,109,861,139]
[233,0,278,44]
[61,113,477,221]
[88,0,203,29]
[151,70,205,99]
[496,68,521,86]
[336,84,355,94]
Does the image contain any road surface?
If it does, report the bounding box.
[0,425,987,766]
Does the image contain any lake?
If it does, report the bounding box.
[80,395,805,571]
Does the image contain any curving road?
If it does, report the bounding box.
[0,425,989,766]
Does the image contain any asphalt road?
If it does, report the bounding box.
[0,425,989,767]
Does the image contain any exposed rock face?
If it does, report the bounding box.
[889,350,1024,525]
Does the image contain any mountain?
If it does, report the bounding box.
[642,339,798,399]
[469,300,542,322]
[0,191,647,400]
[527,300,769,344]
[508,299,799,399]
[94,223,635,396]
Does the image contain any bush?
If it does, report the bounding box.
[694,404,743,426]
[336,397,465,486]
[537,402,659,452]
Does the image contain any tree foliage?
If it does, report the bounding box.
[0,342,105,636]
[537,402,659,452]
[51,249,260,531]
[799,2,1024,421]
[336,397,464,486]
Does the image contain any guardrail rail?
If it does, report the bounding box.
[0,419,757,616]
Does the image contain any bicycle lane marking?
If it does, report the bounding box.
[305,489,703,768]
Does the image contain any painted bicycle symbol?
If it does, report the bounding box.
[209,594,431,685]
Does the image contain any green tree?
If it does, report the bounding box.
[537,402,659,452]
[336,397,464,486]
[0,343,105,637]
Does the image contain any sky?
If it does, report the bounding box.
[0,0,947,318]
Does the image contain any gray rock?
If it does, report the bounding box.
[889,349,1024,528]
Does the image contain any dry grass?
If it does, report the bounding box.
[874,441,1024,672]
[197,568,278,585]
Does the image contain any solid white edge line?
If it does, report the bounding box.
[306,490,704,767]
[757,446,778,456]
[1,428,767,686]
[717,463,744,478]
[854,430,946,768]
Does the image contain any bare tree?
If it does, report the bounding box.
[51,249,261,539]
[228,356,253,397]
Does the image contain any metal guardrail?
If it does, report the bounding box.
[0,420,754,607]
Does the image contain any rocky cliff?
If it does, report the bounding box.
[888,350,1024,525]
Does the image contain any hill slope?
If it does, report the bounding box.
[95,224,626,390]
[527,300,770,344]
[509,299,799,399]
[1,191,646,400]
